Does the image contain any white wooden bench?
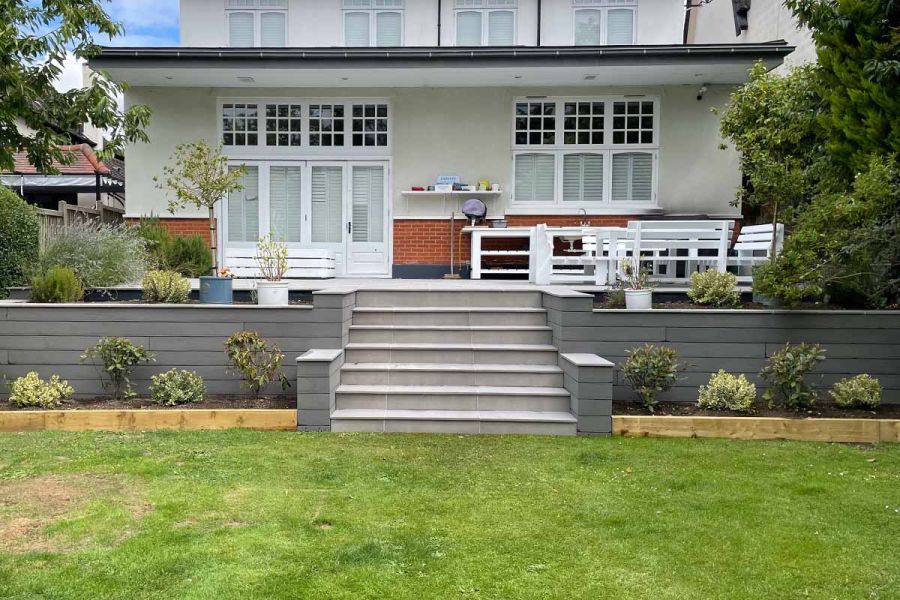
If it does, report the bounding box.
[224,247,336,279]
[532,224,626,286]
[624,220,734,284]
[727,223,784,284]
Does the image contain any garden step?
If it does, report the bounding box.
[334,384,572,412]
[330,408,577,435]
[351,307,548,327]
[344,343,560,365]
[354,290,543,308]
[348,325,552,345]
[339,362,565,387]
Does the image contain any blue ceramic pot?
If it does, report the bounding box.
[199,276,233,304]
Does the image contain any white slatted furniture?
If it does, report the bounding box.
[625,220,734,284]
[224,247,336,279]
[467,227,534,279]
[728,223,784,284]
[532,224,626,286]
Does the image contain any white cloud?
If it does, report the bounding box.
[52,53,85,92]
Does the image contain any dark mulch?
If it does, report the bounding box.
[614,400,900,419]
[2,395,295,411]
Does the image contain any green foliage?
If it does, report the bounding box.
[81,337,155,400]
[39,222,150,288]
[830,374,882,410]
[149,369,205,406]
[224,331,290,397]
[754,156,899,307]
[155,141,246,273]
[687,270,740,307]
[617,256,652,290]
[785,0,900,171]
[142,270,191,304]
[0,1,150,173]
[7,371,73,408]
[0,187,39,295]
[619,344,680,412]
[255,235,289,281]
[697,370,756,412]
[135,216,212,277]
[30,266,84,303]
[760,343,826,410]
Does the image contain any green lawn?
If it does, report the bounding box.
[0,432,898,599]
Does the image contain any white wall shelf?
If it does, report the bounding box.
[401,190,503,196]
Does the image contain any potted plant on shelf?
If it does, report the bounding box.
[155,141,247,304]
[255,234,289,306]
[618,256,654,310]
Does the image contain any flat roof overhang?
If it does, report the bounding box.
[90,42,793,88]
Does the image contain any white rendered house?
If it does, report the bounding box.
[91,0,794,278]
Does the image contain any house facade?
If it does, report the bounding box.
[92,0,792,278]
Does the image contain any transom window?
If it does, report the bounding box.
[455,0,516,46]
[573,0,636,46]
[221,100,391,151]
[512,96,657,206]
[343,0,404,47]
[226,0,288,47]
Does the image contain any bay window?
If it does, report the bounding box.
[343,0,404,47]
[455,0,516,46]
[226,0,288,47]
[512,96,658,208]
[573,0,637,46]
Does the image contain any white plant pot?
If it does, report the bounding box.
[256,281,289,306]
[624,289,653,310]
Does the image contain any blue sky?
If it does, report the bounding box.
[101,0,180,47]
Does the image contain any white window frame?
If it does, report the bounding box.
[218,97,392,159]
[572,0,637,46]
[342,0,405,47]
[226,0,288,47]
[454,0,517,46]
[511,95,659,209]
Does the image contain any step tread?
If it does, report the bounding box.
[331,408,577,423]
[345,343,558,351]
[353,307,547,313]
[336,384,570,396]
[349,325,552,331]
[340,362,563,373]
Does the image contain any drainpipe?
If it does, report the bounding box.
[537,0,542,46]
[437,0,442,46]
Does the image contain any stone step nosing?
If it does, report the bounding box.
[336,385,571,396]
[331,408,577,423]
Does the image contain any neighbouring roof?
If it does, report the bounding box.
[5,144,111,176]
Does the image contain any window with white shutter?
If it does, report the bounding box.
[571,0,635,45]
[351,166,384,242]
[344,11,370,46]
[269,166,302,243]
[227,166,259,242]
[226,0,287,47]
[455,0,516,45]
[311,166,344,243]
[514,154,555,203]
[456,11,483,45]
[228,12,254,47]
[574,9,602,45]
[611,152,652,202]
[343,0,404,46]
[376,12,402,45]
[606,8,634,44]
[563,154,604,202]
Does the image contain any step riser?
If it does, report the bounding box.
[348,329,552,345]
[331,419,576,435]
[352,312,548,327]
[355,291,543,308]
[335,393,571,412]
[340,370,564,388]
[345,348,559,365]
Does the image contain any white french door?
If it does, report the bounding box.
[223,160,390,277]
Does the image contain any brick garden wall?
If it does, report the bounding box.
[126,217,213,245]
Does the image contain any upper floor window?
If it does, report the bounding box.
[343,0,403,47]
[573,0,636,46]
[227,0,288,47]
[455,0,516,46]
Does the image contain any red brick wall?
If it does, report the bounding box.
[126,217,214,246]
[392,215,635,265]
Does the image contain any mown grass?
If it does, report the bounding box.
[0,431,898,599]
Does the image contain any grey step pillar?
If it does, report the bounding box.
[296,348,344,431]
[559,353,614,435]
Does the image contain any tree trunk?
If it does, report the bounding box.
[770,200,779,259]
[208,206,218,275]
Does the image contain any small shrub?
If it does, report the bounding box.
[166,235,213,277]
[142,270,191,303]
[697,370,756,412]
[620,344,680,412]
[830,374,882,410]
[7,372,73,408]
[39,221,149,288]
[224,331,290,397]
[602,288,626,309]
[134,216,171,269]
[687,269,741,307]
[617,256,652,291]
[0,187,39,296]
[81,337,155,399]
[30,266,84,303]
[760,342,826,410]
[255,234,289,281]
[149,369,205,406]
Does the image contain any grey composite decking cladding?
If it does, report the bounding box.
[0,304,344,397]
